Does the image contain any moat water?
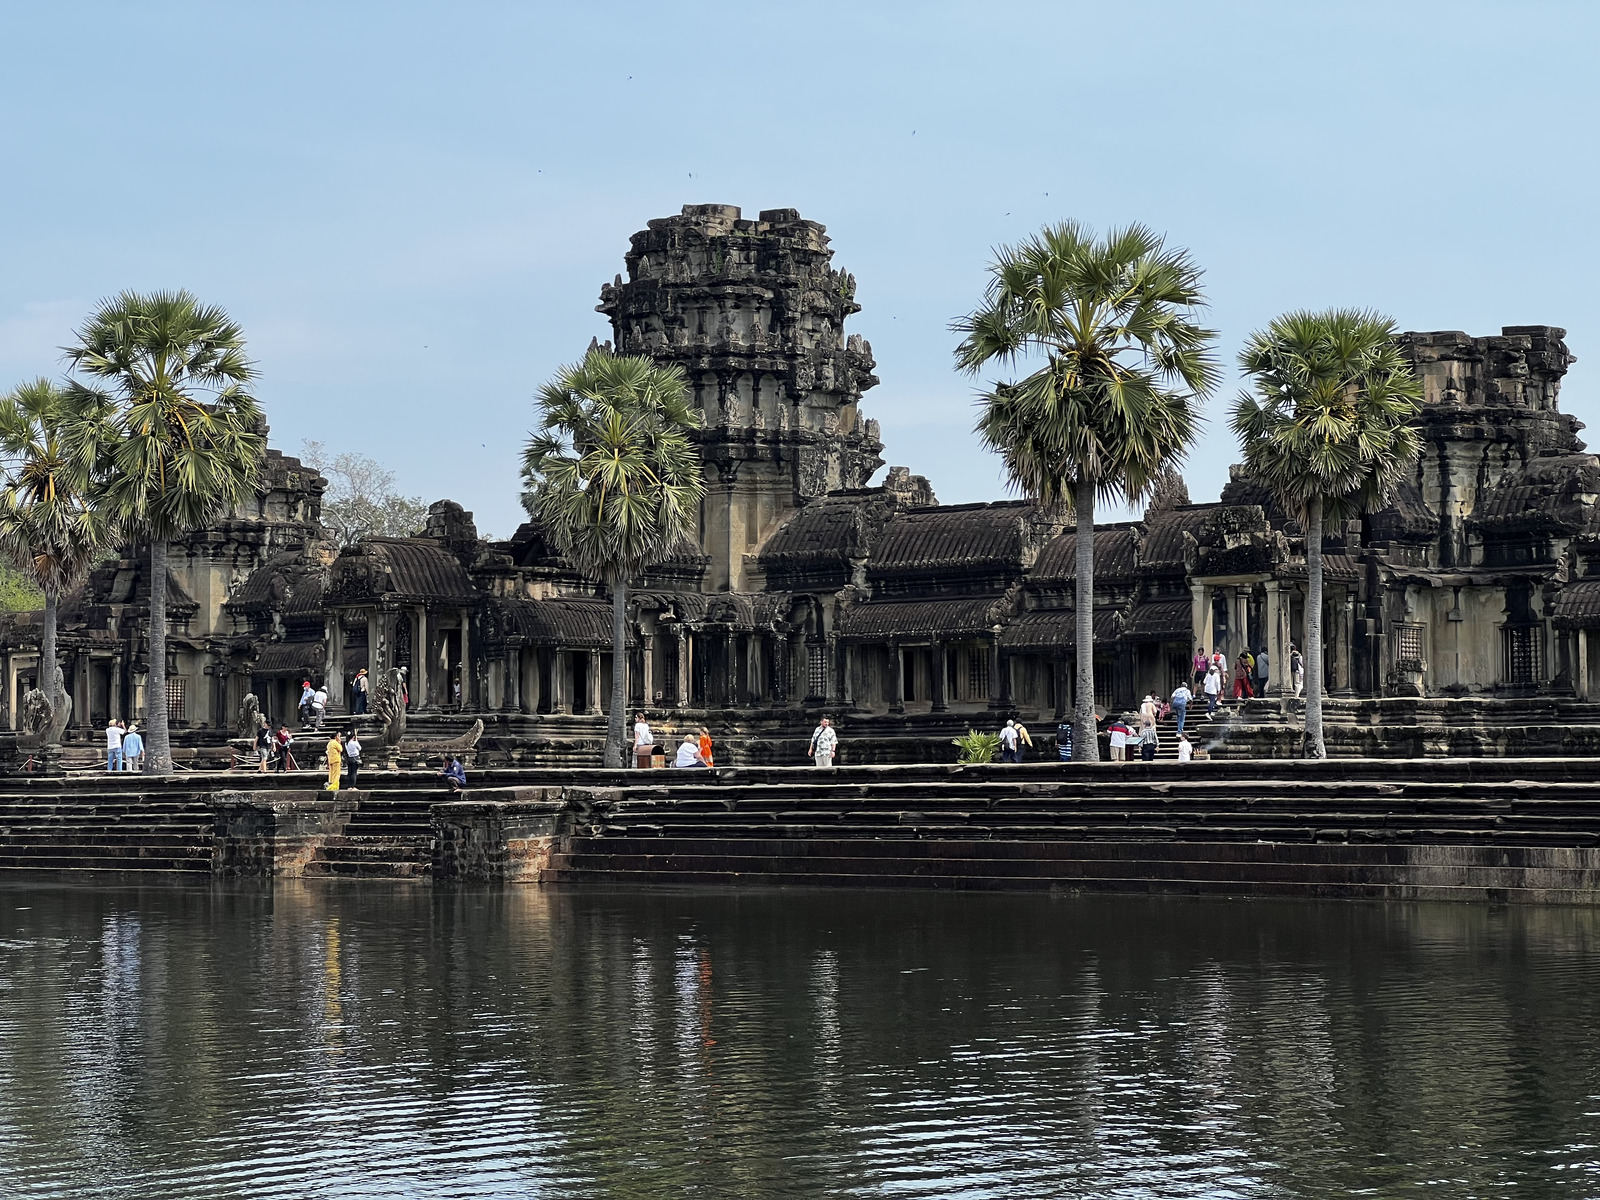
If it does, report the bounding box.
[0,884,1596,1198]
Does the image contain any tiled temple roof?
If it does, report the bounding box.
[487,598,636,648]
[998,608,1120,650]
[1123,598,1194,641]
[1141,508,1213,569]
[867,502,1033,578]
[328,538,477,605]
[1554,580,1600,627]
[1033,528,1139,580]
[836,596,1006,640]
[251,641,325,678]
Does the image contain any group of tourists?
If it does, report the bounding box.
[103,719,144,772]
[1192,644,1305,715]
[630,711,843,769]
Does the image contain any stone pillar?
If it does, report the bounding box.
[588,649,602,714]
[73,653,90,729]
[675,630,690,707]
[502,651,519,711]
[1233,587,1251,661]
[724,632,738,706]
[828,635,844,706]
[413,607,430,710]
[110,652,123,721]
[840,643,855,707]
[1264,582,1284,700]
[988,630,1006,710]
[641,634,655,704]
[1339,590,1358,696]
[324,615,345,711]
[771,635,789,705]
[931,641,948,713]
[459,608,473,709]
[889,640,905,714]
[1190,582,1214,659]
[1579,630,1591,700]
[553,647,569,714]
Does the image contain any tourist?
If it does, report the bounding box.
[311,683,328,731]
[1055,720,1074,762]
[439,755,467,793]
[352,668,369,715]
[697,726,715,769]
[324,730,343,792]
[1192,646,1208,686]
[1170,680,1192,734]
[105,718,124,772]
[273,724,295,771]
[1107,715,1130,763]
[1256,646,1270,695]
[1203,662,1223,717]
[254,717,272,772]
[1013,718,1032,762]
[1139,692,1159,730]
[999,719,1020,763]
[298,679,314,726]
[633,712,654,769]
[343,730,362,788]
[1232,653,1255,700]
[808,716,838,767]
[120,723,144,772]
[1138,721,1159,761]
[1177,732,1194,762]
[674,732,708,768]
[1291,644,1305,697]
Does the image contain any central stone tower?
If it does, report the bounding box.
[598,204,885,591]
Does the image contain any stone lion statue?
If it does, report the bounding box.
[371,665,409,746]
[18,664,71,748]
[237,692,262,740]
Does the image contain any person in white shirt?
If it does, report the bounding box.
[673,733,708,768]
[311,686,328,730]
[632,713,654,768]
[808,717,838,767]
[105,720,124,772]
[1203,665,1223,718]
[1108,719,1129,762]
[999,719,1020,763]
[1177,733,1194,762]
[1170,682,1193,735]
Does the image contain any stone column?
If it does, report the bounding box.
[1339,591,1358,696]
[459,608,473,709]
[840,643,855,707]
[1264,582,1285,700]
[724,632,738,707]
[1233,587,1251,661]
[366,609,381,674]
[988,630,1006,710]
[827,635,844,706]
[502,650,519,711]
[1190,582,1214,658]
[553,647,569,714]
[641,634,655,704]
[110,652,123,721]
[1579,630,1591,700]
[889,640,905,714]
[931,641,948,712]
[74,653,90,729]
[675,630,690,707]
[324,615,345,711]
[413,607,430,710]
[588,649,602,714]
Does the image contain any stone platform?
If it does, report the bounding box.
[0,760,1593,903]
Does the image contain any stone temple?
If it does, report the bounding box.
[5,203,1600,762]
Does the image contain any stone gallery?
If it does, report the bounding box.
[3,203,1597,761]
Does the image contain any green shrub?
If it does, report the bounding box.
[952,728,1001,765]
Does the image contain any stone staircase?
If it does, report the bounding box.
[302,788,437,878]
[543,760,1600,901]
[0,783,214,874]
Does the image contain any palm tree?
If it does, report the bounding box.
[522,348,704,768]
[64,291,265,775]
[1232,309,1423,758]
[954,222,1219,760]
[0,380,117,741]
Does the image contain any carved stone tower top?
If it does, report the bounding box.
[598,205,886,589]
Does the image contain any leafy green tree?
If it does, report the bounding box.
[65,291,265,775]
[1232,309,1423,757]
[954,222,1219,759]
[522,348,704,767]
[0,380,118,739]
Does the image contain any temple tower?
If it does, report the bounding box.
[1399,326,1582,568]
[598,204,884,590]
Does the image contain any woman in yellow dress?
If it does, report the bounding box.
[325,732,343,791]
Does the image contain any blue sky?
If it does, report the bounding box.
[1,1,1596,536]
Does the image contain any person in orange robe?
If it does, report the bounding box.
[698,727,714,769]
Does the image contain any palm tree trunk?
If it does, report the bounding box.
[40,585,60,745]
[146,537,172,775]
[1303,496,1327,759]
[608,573,628,769]
[1073,477,1099,761]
